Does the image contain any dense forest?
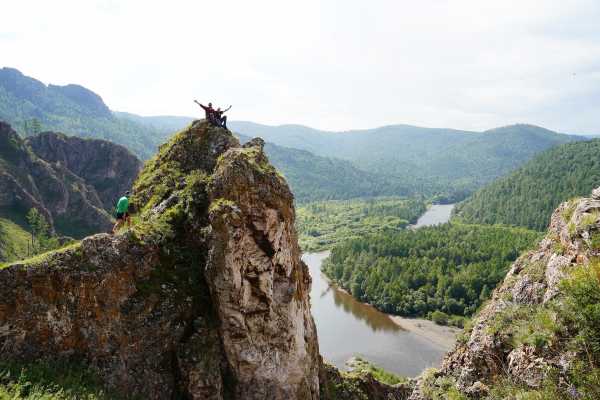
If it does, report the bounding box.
[250,137,421,203]
[454,139,600,231]
[296,198,426,251]
[322,223,540,321]
[231,122,582,201]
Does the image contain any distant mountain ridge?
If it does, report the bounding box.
[228,121,583,201]
[1,66,585,203]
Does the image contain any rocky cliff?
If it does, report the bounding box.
[409,189,600,399]
[0,121,321,399]
[26,131,142,211]
[0,121,141,239]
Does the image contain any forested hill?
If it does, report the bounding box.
[323,223,540,321]
[237,133,417,202]
[230,121,583,201]
[454,139,600,231]
[0,67,167,159]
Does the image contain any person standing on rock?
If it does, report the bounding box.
[112,191,131,234]
[194,100,216,124]
[214,105,232,129]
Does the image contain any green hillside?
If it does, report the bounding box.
[230,121,583,201]
[323,222,540,320]
[0,68,165,159]
[237,134,415,202]
[0,218,30,263]
[454,139,600,231]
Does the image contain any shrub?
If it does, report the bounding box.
[449,315,466,328]
[431,311,449,326]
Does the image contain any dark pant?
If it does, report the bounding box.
[220,115,227,128]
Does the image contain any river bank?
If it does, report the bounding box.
[316,251,460,351]
[306,204,459,376]
[390,316,459,350]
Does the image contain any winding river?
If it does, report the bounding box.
[305,204,455,376]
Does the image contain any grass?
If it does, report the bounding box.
[296,197,426,252]
[589,232,600,251]
[2,242,82,269]
[347,358,408,386]
[428,257,600,399]
[0,360,122,400]
[561,199,579,224]
[580,211,600,230]
[0,217,31,263]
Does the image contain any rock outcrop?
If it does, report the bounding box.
[0,121,141,239]
[26,131,142,211]
[0,121,320,399]
[409,188,600,399]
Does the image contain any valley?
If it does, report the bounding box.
[307,205,460,377]
[0,65,599,399]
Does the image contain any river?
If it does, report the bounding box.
[304,204,455,377]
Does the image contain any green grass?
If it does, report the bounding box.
[580,211,600,230]
[2,242,82,269]
[0,217,31,263]
[296,197,426,252]
[0,360,122,400]
[347,358,408,386]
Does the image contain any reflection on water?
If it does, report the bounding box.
[412,204,455,228]
[307,204,456,376]
[306,252,445,377]
[329,282,402,333]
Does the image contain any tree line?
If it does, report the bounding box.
[322,222,540,323]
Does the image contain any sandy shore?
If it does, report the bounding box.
[390,315,460,350]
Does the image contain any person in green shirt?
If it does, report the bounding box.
[112,191,131,234]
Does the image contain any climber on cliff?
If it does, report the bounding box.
[112,191,131,234]
[214,105,232,129]
[193,100,216,124]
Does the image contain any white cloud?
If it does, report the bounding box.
[1,0,599,133]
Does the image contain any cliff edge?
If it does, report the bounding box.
[0,121,320,399]
[410,189,600,399]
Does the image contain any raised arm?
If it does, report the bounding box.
[194,100,207,110]
[224,105,232,113]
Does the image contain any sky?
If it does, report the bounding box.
[2,0,600,133]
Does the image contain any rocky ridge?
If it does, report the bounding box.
[409,189,600,399]
[26,131,142,211]
[0,121,141,239]
[0,121,321,399]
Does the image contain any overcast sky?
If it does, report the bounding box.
[2,1,599,133]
